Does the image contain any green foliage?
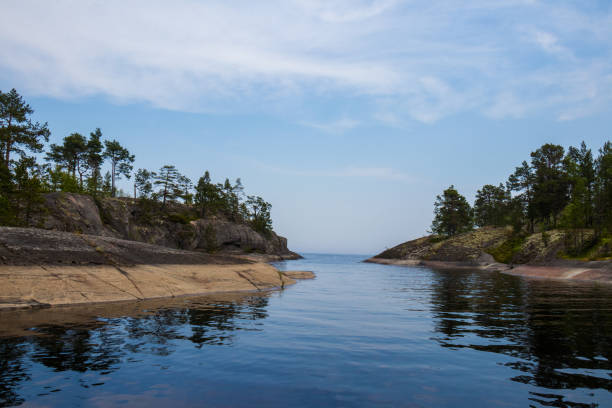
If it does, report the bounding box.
[486,234,527,264]
[431,185,473,237]
[530,144,570,227]
[85,128,104,195]
[134,168,155,198]
[246,195,273,235]
[45,167,80,193]
[0,89,278,237]
[153,165,183,206]
[194,170,222,217]
[0,88,50,169]
[46,132,88,186]
[474,183,510,227]
[167,212,194,225]
[103,139,134,197]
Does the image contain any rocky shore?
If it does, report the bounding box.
[366,226,612,284]
[0,227,313,310]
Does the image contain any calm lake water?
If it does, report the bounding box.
[1,253,612,407]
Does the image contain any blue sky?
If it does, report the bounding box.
[1,1,611,254]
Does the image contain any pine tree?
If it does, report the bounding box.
[154,165,180,206]
[46,132,88,188]
[86,128,104,195]
[103,140,134,197]
[473,184,510,227]
[194,171,221,217]
[134,168,155,199]
[0,89,50,170]
[431,185,473,237]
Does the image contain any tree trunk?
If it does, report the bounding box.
[4,139,11,169]
[111,161,116,197]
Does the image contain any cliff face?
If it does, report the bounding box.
[32,192,300,259]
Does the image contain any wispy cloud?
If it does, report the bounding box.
[0,0,610,122]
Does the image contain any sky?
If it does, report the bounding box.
[1,0,611,255]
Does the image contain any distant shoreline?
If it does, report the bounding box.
[364,257,612,284]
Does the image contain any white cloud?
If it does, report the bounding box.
[0,0,610,122]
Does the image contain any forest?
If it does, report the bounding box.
[431,140,612,255]
[0,88,273,234]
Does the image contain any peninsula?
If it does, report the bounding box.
[368,141,612,284]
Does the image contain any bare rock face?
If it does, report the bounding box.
[31,192,300,259]
[193,219,292,255]
[0,227,305,310]
[41,193,110,236]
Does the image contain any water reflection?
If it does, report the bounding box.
[0,293,270,407]
[429,269,612,406]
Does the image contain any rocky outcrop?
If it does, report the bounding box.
[0,227,313,310]
[32,192,300,259]
[370,226,511,263]
[366,226,612,283]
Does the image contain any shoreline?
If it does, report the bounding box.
[0,227,312,310]
[0,263,314,311]
[365,257,612,284]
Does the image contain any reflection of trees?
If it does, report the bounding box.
[0,340,29,407]
[0,295,270,406]
[30,323,123,372]
[429,269,612,401]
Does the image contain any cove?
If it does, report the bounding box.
[1,254,611,407]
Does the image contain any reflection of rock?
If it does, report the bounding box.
[0,227,312,310]
[0,293,271,403]
[281,271,315,280]
[34,192,300,259]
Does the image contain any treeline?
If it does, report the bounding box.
[431,141,612,250]
[0,88,273,234]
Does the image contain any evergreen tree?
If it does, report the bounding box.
[0,89,50,170]
[507,160,536,232]
[175,174,193,204]
[85,128,104,194]
[530,143,569,227]
[246,195,273,234]
[102,171,112,196]
[431,185,473,237]
[473,184,510,227]
[595,142,612,235]
[12,156,46,224]
[134,168,155,199]
[194,171,221,217]
[154,165,180,206]
[103,139,134,197]
[46,132,88,188]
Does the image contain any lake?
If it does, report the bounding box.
[1,253,611,407]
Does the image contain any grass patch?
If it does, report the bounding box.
[560,235,612,261]
[486,234,527,264]
[167,212,196,225]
